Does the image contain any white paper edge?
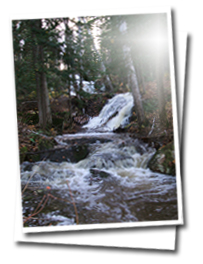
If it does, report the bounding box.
[11,6,183,235]
[14,30,187,250]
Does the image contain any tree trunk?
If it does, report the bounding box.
[77,17,84,91]
[119,21,145,126]
[129,55,145,126]
[138,60,146,93]
[67,76,72,127]
[38,45,52,129]
[156,58,167,128]
[156,16,167,128]
[31,20,52,130]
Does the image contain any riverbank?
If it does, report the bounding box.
[18,92,173,141]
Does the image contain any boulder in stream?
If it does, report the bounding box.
[26,144,89,163]
[45,144,89,163]
[90,168,111,178]
[148,141,176,176]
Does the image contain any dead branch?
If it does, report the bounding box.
[23,194,49,224]
[21,158,46,194]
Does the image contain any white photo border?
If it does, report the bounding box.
[11,6,183,234]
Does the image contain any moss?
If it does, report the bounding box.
[38,137,55,151]
[148,141,176,176]
[20,146,28,163]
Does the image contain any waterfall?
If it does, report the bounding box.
[83,92,134,131]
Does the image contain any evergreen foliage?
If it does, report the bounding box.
[12,13,173,131]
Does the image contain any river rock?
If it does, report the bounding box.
[147,141,176,176]
[45,144,89,163]
[26,144,89,163]
[90,168,111,178]
[62,137,112,145]
[87,168,113,185]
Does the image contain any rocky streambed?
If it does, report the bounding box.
[21,132,177,228]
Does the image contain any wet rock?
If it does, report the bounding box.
[113,127,126,133]
[44,144,89,163]
[69,145,89,162]
[117,138,147,155]
[21,161,33,172]
[26,144,89,163]
[62,137,112,145]
[148,141,176,176]
[90,168,111,178]
[73,115,90,125]
[87,168,113,186]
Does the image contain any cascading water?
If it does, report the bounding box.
[83,92,134,131]
[21,93,178,228]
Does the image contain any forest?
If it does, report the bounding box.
[13,13,178,227]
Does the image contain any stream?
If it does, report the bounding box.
[20,93,178,227]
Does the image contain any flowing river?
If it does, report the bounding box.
[20,93,178,227]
